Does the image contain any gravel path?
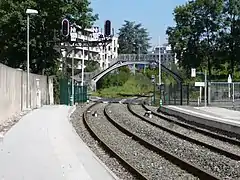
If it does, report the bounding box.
[70,103,137,180]
[107,104,240,179]
[132,104,240,156]
[86,103,197,180]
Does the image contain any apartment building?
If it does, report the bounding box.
[150,43,177,66]
[60,26,119,71]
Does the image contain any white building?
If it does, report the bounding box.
[151,44,177,66]
[60,26,119,71]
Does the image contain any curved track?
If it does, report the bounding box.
[128,104,240,161]
[142,104,240,146]
[83,102,150,180]
[83,102,220,180]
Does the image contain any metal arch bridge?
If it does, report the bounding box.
[73,54,182,91]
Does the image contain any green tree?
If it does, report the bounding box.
[0,0,98,75]
[220,0,240,77]
[118,20,151,54]
[97,66,131,89]
[166,2,200,74]
[194,0,224,77]
[167,0,225,79]
[85,61,99,72]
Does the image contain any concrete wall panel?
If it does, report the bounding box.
[0,63,54,123]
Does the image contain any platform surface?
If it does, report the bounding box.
[166,105,240,126]
[0,105,116,180]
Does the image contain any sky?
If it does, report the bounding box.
[90,0,187,48]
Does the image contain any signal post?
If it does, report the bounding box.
[59,18,113,105]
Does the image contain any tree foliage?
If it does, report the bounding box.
[97,66,131,89]
[167,0,240,80]
[118,20,151,54]
[84,60,99,72]
[0,0,98,75]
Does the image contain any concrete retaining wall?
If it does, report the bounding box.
[0,63,54,123]
[158,106,240,136]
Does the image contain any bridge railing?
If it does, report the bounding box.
[117,54,158,61]
[73,54,177,83]
[74,57,120,81]
[72,68,101,82]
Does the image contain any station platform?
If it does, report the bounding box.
[159,105,240,136]
[0,105,117,180]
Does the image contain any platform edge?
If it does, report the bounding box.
[68,105,120,180]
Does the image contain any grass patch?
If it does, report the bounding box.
[93,73,153,98]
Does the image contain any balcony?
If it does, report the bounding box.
[77,34,98,42]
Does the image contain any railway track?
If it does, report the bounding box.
[83,102,150,180]
[128,104,240,161]
[142,104,240,145]
[83,102,220,180]
[119,103,240,179]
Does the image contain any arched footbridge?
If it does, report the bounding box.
[73,54,182,91]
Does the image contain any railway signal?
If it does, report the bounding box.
[104,20,111,37]
[62,18,70,37]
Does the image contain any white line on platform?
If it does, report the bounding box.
[167,106,240,126]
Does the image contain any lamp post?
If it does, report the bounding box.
[26,8,38,109]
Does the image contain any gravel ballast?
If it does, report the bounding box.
[132,104,240,156]
[86,103,197,180]
[107,104,240,179]
[70,103,137,180]
[147,105,240,140]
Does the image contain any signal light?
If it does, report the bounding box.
[62,19,69,37]
[104,20,111,37]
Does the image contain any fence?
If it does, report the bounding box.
[159,83,189,105]
[209,82,240,108]
[59,78,88,105]
[157,81,240,108]
[0,63,54,123]
[179,82,240,108]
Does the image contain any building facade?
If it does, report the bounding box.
[150,43,177,66]
[60,26,119,71]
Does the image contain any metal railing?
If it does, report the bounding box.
[210,82,240,104]
[73,53,177,85]
[117,54,159,61]
[183,82,240,108]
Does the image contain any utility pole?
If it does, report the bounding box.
[71,54,74,105]
[153,80,156,105]
[138,46,140,61]
[81,45,85,86]
[151,75,156,105]
[158,36,161,85]
[204,70,207,107]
